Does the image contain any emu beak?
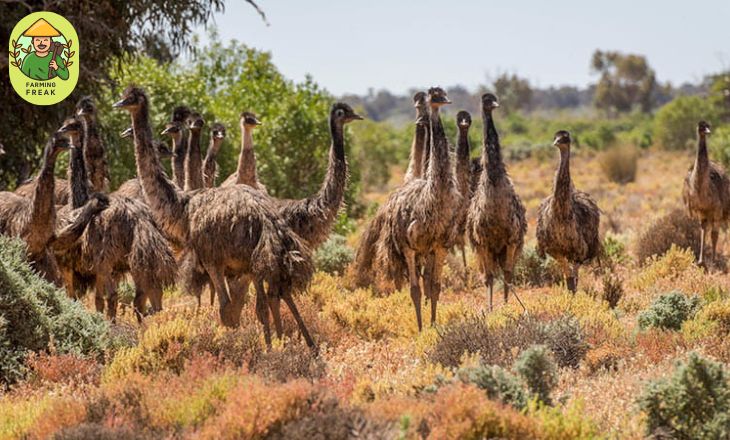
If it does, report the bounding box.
[112,98,132,109]
[705,127,712,134]
[160,127,174,136]
[351,113,364,121]
[254,118,262,126]
[553,137,561,146]
[493,101,500,108]
[120,128,133,138]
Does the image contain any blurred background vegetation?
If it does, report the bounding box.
[1,1,730,222]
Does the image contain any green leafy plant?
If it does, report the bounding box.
[638,352,730,439]
[514,345,558,405]
[638,291,702,331]
[314,234,354,275]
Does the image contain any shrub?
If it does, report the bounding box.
[267,398,395,439]
[638,291,702,331]
[314,234,354,275]
[638,352,730,439]
[603,233,629,266]
[600,274,624,309]
[454,365,528,409]
[430,314,588,369]
[514,345,558,405]
[654,96,718,150]
[635,209,700,263]
[600,144,639,184]
[0,236,109,385]
[513,246,563,287]
[250,342,325,382]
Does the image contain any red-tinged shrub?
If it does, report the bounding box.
[26,397,86,440]
[85,374,156,433]
[198,378,317,439]
[53,423,145,440]
[425,383,540,439]
[585,342,630,373]
[636,329,687,364]
[26,352,101,385]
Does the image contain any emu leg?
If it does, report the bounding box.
[281,288,316,350]
[206,266,237,328]
[94,276,106,315]
[268,294,284,339]
[422,253,434,302]
[504,245,519,305]
[558,258,571,292]
[568,264,579,293]
[699,225,707,266]
[460,245,468,284]
[429,248,446,327]
[711,228,719,267]
[405,249,423,332]
[486,274,494,312]
[132,286,146,323]
[255,282,272,348]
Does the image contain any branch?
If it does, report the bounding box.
[244,0,269,26]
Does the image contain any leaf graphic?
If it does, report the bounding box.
[64,50,70,57]
[69,51,75,58]
[11,61,18,67]
[11,39,16,48]
[66,61,73,67]
[63,44,69,49]
[21,47,30,54]
[67,40,72,48]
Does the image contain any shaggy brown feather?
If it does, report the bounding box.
[76,96,110,193]
[203,123,226,188]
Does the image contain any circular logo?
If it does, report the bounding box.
[8,12,79,106]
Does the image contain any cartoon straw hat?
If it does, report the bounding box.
[23,18,61,37]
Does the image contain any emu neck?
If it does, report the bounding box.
[553,147,573,214]
[171,134,186,188]
[236,127,258,187]
[481,108,505,185]
[405,123,428,181]
[80,114,108,193]
[456,127,471,197]
[203,137,223,188]
[131,104,188,243]
[426,106,452,192]
[694,133,709,185]
[68,134,90,208]
[30,142,59,249]
[319,116,348,211]
[185,128,204,191]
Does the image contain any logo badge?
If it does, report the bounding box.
[8,12,79,105]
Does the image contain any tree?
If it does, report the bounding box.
[491,73,533,113]
[653,96,717,150]
[0,0,264,189]
[591,50,658,114]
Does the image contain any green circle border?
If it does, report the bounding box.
[8,11,79,106]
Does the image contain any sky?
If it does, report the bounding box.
[196,0,730,96]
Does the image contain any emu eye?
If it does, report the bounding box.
[335,109,345,118]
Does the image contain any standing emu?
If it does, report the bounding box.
[115,86,315,348]
[221,111,266,191]
[203,123,226,188]
[76,96,110,193]
[682,121,730,267]
[375,87,462,330]
[466,94,526,310]
[354,92,428,288]
[536,130,601,293]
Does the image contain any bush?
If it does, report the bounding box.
[603,233,629,266]
[638,291,702,331]
[454,365,528,409]
[513,247,563,287]
[250,342,325,382]
[314,234,354,275]
[0,236,109,385]
[635,209,700,264]
[514,345,558,405]
[638,352,730,439]
[600,274,624,309]
[430,314,588,369]
[654,96,718,150]
[599,144,639,184]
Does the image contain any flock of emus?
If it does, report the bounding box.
[0,86,722,349]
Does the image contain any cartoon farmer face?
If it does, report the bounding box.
[19,18,69,81]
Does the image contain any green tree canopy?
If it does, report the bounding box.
[591,50,658,114]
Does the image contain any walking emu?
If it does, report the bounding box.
[114,86,314,348]
[682,121,730,267]
[467,94,526,310]
[375,87,462,330]
[536,130,601,293]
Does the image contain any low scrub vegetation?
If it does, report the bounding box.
[638,291,701,331]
